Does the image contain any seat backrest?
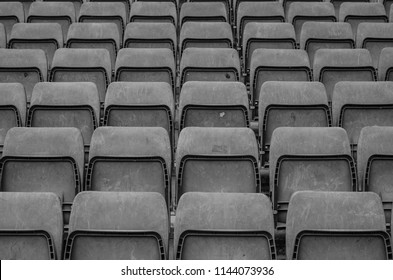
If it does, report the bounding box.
[0,2,24,40]
[378,47,393,81]
[130,1,177,26]
[180,2,227,26]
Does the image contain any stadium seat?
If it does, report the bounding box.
[250,49,312,116]
[236,2,285,47]
[115,48,176,93]
[270,127,356,227]
[0,192,63,260]
[28,82,100,160]
[175,127,260,203]
[66,23,120,70]
[180,48,241,88]
[42,0,83,16]
[9,23,63,67]
[183,0,230,15]
[259,82,330,167]
[332,81,393,158]
[358,126,393,229]
[313,49,376,103]
[179,22,233,55]
[339,3,387,35]
[0,23,5,48]
[64,192,169,260]
[180,2,227,26]
[287,2,336,43]
[378,47,393,81]
[0,83,26,157]
[300,22,354,65]
[281,0,324,14]
[89,0,132,19]
[50,48,111,107]
[0,49,47,104]
[175,192,276,260]
[242,23,296,74]
[27,2,76,41]
[356,23,393,68]
[286,191,391,260]
[78,2,127,44]
[179,81,249,129]
[123,22,177,59]
[103,82,174,147]
[0,2,24,42]
[130,2,177,26]
[0,127,84,225]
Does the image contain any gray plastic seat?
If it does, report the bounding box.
[27,2,76,41]
[313,49,376,103]
[9,23,63,67]
[0,49,47,104]
[378,47,393,81]
[179,81,249,129]
[0,83,26,156]
[242,23,296,74]
[287,2,336,43]
[0,2,24,40]
[180,2,227,26]
[28,82,100,159]
[259,81,330,166]
[103,82,175,146]
[281,0,325,14]
[130,2,177,26]
[0,127,84,225]
[356,23,393,68]
[89,0,132,19]
[175,192,276,260]
[50,48,111,106]
[65,191,169,260]
[176,127,260,203]
[42,0,83,16]
[331,0,372,15]
[115,48,176,93]
[270,127,356,227]
[124,22,177,58]
[286,191,391,260]
[250,49,312,114]
[185,0,230,15]
[180,48,241,88]
[0,192,63,260]
[332,81,393,158]
[66,23,120,70]
[179,22,233,55]
[300,22,354,65]
[0,23,5,48]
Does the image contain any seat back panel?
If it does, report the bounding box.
[184,109,247,128]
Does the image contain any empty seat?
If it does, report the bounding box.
[86,127,171,203]
[9,23,63,67]
[300,22,354,65]
[50,48,111,106]
[287,2,336,43]
[176,127,260,203]
[0,83,26,156]
[180,2,227,26]
[89,0,132,19]
[378,47,393,81]
[0,49,47,104]
[123,22,177,58]
[259,81,330,167]
[180,48,241,88]
[0,23,5,48]
[270,127,356,227]
[28,82,100,158]
[236,2,285,46]
[286,191,391,260]
[0,127,84,224]
[356,23,393,68]
[175,192,276,260]
[313,49,376,103]
[0,192,63,260]
[332,81,393,158]
[179,81,249,129]
[130,2,177,26]
[331,0,373,14]
[64,192,169,260]
[250,49,312,114]
[42,0,83,16]
[27,2,76,41]
[242,23,296,73]
[115,48,176,93]
[66,23,120,70]
[282,0,325,14]
[78,2,127,44]
[0,2,24,42]
[339,3,387,35]
[103,82,174,146]
[179,22,233,55]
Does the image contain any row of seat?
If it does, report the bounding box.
[0,190,391,260]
